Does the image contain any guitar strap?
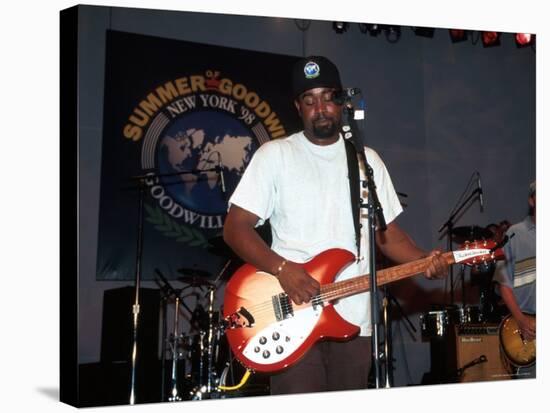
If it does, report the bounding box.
[344,138,362,259]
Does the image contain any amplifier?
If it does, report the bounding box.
[455,323,512,382]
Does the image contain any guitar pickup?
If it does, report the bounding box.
[273,293,294,322]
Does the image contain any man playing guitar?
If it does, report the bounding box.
[223,55,449,394]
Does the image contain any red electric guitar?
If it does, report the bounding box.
[223,240,503,373]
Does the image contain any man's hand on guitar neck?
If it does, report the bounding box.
[424,249,448,280]
[375,222,450,280]
[276,261,320,306]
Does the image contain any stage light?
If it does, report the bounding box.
[515,33,535,48]
[333,22,349,34]
[413,27,435,38]
[449,29,468,43]
[481,31,500,48]
[384,26,401,43]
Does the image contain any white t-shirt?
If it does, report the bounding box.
[228,131,403,335]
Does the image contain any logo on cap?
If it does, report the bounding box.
[304,61,320,79]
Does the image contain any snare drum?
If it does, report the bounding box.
[420,310,449,339]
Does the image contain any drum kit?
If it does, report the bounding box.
[155,237,244,402]
[420,224,499,341]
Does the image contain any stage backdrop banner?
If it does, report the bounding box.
[96,30,301,280]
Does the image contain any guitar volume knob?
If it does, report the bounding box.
[262,350,270,359]
[259,336,267,345]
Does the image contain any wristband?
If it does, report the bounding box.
[274,259,287,277]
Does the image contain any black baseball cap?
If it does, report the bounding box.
[291,56,342,98]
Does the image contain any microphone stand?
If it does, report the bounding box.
[437,186,481,306]
[126,166,225,404]
[341,102,387,389]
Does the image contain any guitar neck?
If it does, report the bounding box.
[320,252,456,302]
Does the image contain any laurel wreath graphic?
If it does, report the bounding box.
[144,203,209,248]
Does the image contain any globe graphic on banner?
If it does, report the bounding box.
[157,110,257,215]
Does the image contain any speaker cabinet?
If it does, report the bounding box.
[455,324,512,382]
[100,287,161,363]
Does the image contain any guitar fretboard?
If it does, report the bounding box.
[319,252,456,302]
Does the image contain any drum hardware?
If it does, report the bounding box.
[152,258,245,401]
[188,259,235,400]
[421,304,485,340]
[168,296,184,402]
[154,269,196,402]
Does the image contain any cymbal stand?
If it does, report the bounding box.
[190,286,219,400]
[154,270,194,401]
[205,286,217,393]
[168,296,183,402]
[190,260,231,400]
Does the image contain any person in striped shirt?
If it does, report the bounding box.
[494,181,536,375]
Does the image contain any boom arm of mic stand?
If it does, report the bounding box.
[437,188,481,234]
[437,186,481,305]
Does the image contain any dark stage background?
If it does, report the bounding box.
[75,4,535,398]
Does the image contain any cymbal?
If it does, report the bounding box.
[177,267,213,287]
[451,225,493,243]
[177,275,214,287]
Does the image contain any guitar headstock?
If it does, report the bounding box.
[453,239,505,266]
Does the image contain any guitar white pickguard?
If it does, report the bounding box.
[242,305,324,367]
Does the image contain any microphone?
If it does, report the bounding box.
[477,172,484,212]
[333,87,361,104]
[217,154,226,194]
